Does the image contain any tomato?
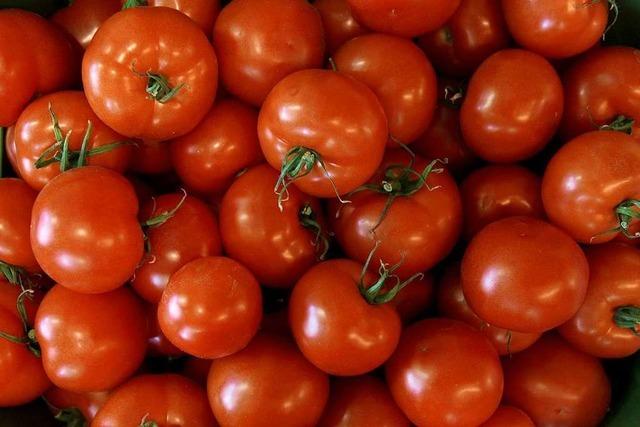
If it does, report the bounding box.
[93,374,216,426]
[208,333,329,427]
[14,91,132,191]
[318,376,410,427]
[460,49,563,163]
[480,406,534,427]
[170,99,263,195]
[418,0,510,77]
[44,388,110,422]
[128,140,173,175]
[35,284,147,392]
[4,127,19,177]
[83,7,218,141]
[132,193,222,303]
[330,149,462,279]
[122,0,221,34]
[502,0,607,59]
[542,131,640,243]
[0,179,39,273]
[52,0,120,49]
[461,165,544,239]
[314,0,368,54]
[346,0,461,38]
[213,0,324,106]
[503,334,611,427]
[146,303,182,357]
[31,167,143,294]
[158,256,262,359]
[462,217,589,333]
[390,273,434,324]
[258,69,388,199]
[386,318,503,427]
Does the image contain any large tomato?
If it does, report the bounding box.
[122,0,221,34]
[0,179,39,273]
[146,303,182,357]
[480,406,534,427]
[314,0,368,54]
[4,127,19,177]
[83,7,218,140]
[52,0,120,49]
[128,140,173,175]
[44,388,110,423]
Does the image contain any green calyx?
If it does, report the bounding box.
[141,190,188,254]
[0,260,32,289]
[614,306,640,334]
[600,115,635,135]
[54,408,87,427]
[122,0,147,9]
[614,199,640,239]
[0,289,40,357]
[298,203,330,260]
[131,63,184,103]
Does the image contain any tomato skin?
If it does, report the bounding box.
[128,140,173,175]
[390,273,434,324]
[318,376,410,427]
[170,99,264,195]
[121,0,221,34]
[290,259,401,376]
[542,131,640,244]
[418,0,510,77]
[208,333,329,427]
[386,318,503,427]
[146,303,183,357]
[93,374,217,426]
[213,0,324,107]
[83,7,218,141]
[52,0,121,49]
[35,284,147,392]
[258,69,388,198]
[4,127,19,177]
[501,0,607,59]
[460,49,563,163]
[503,334,611,427]
[44,388,110,422]
[480,406,534,427]
[314,0,368,54]
[461,216,589,333]
[0,179,39,272]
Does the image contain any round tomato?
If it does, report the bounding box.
[122,0,221,34]
[52,0,120,49]
[44,388,110,423]
[461,216,589,333]
[145,303,182,357]
[128,140,173,175]
[0,179,39,273]
[480,406,534,427]
[314,0,368,54]
[4,127,19,177]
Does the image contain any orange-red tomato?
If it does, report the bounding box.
[314,0,368,54]
[0,179,39,272]
[121,0,221,34]
[52,0,120,49]
[480,406,535,427]
[44,388,110,422]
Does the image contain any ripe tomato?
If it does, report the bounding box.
[208,333,329,427]
[418,0,510,77]
[502,0,607,59]
[0,179,39,272]
[83,7,218,140]
[480,406,534,427]
[542,131,640,243]
[128,140,173,175]
[52,0,120,49]
[170,99,263,194]
[213,0,324,106]
[461,165,544,239]
[461,49,563,163]
[31,167,143,294]
[44,388,110,422]
[314,0,368,54]
[503,334,611,427]
[93,374,216,426]
[346,0,461,38]
[318,376,410,427]
[122,0,221,34]
[35,284,147,392]
[386,318,503,427]
[158,257,262,359]
[461,216,589,333]
[390,273,434,324]
[258,69,388,199]
[4,127,19,177]
[146,303,182,357]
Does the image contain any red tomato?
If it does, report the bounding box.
[0,179,39,272]
[52,0,120,49]
[461,165,544,239]
[31,167,143,294]
[128,140,173,175]
[347,0,461,38]
[93,374,216,426]
[122,0,221,34]
[461,216,589,333]
[158,257,262,359]
[460,49,563,163]
[318,376,410,427]
[542,131,640,243]
[418,0,510,77]
[390,273,434,324]
[4,127,19,177]
[170,99,264,194]
[259,69,387,199]
[502,0,607,59]
[44,388,110,422]
[208,333,329,427]
[83,7,218,140]
[386,318,503,427]
[480,406,534,427]
[503,334,611,427]
[213,0,324,106]
[35,284,147,392]
[314,0,368,54]
[145,303,182,357]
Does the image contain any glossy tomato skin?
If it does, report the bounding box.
[208,333,329,427]
[461,49,563,163]
[44,388,110,422]
[259,69,388,198]
[480,406,534,427]
[83,7,218,141]
[93,374,216,426]
[52,0,120,49]
[290,259,401,376]
[170,99,263,194]
[126,0,221,34]
[219,165,325,288]
[0,179,39,271]
[31,167,144,294]
[503,334,611,427]
[318,376,410,427]
[146,303,183,357]
[213,0,324,107]
[502,0,607,59]
[314,0,368,54]
[4,127,19,176]
[462,217,589,333]
[559,243,640,358]
[35,285,147,392]
[386,318,503,427]
[418,0,510,77]
[461,165,544,239]
[128,140,173,175]
[542,131,640,243]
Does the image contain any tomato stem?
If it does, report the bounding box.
[600,115,634,135]
[140,414,159,427]
[614,306,640,334]
[0,288,40,357]
[0,260,32,290]
[142,189,188,230]
[298,203,330,260]
[614,199,640,239]
[122,0,147,9]
[54,407,86,427]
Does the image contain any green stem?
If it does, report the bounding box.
[122,0,147,9]
[0,289,40,357]
[615,199,640,238]
[141,190,188,229]
[614,306,640,334]
[0,260,31,289]
[600,115,635,134]
[54,408,87,427]
[131,62,184,103]
[298,203,330,260]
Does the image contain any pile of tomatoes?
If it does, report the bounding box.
[1,0,640,426]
